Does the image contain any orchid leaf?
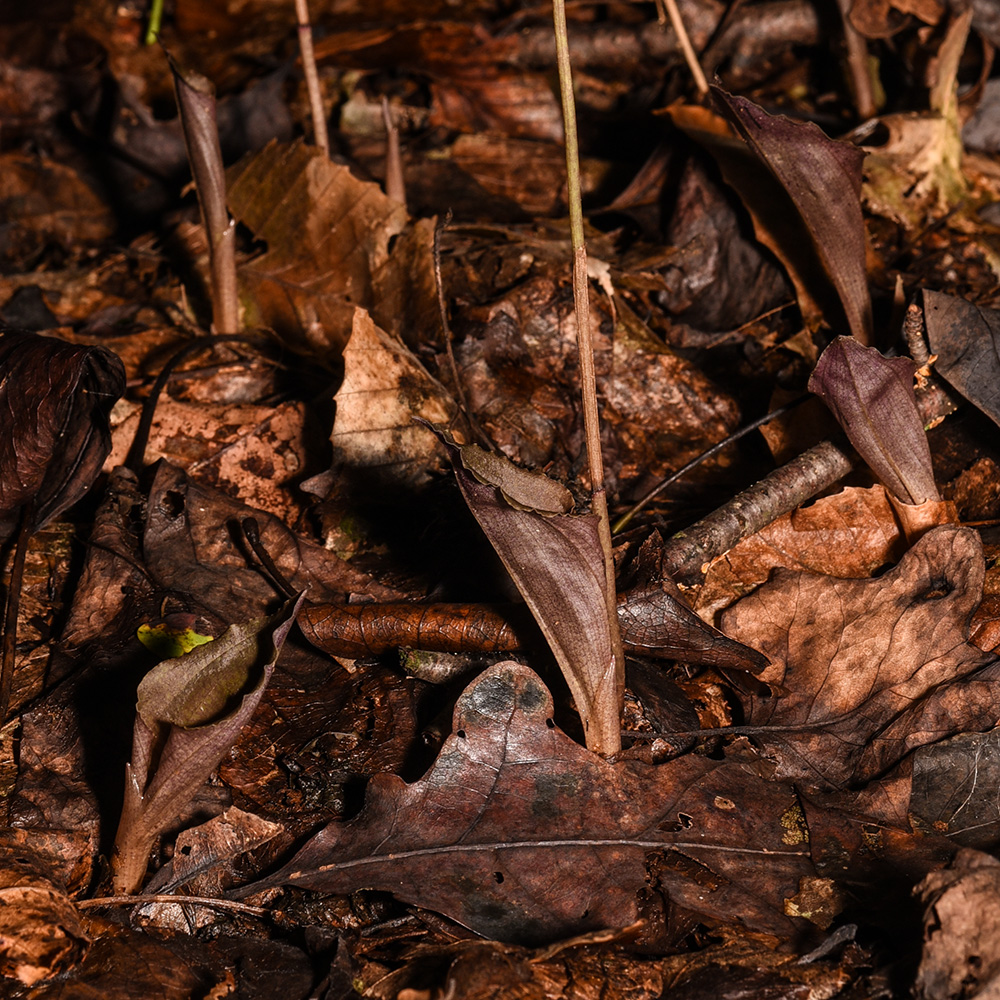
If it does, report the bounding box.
[712,89,872,344]
[111,595,304,894]
[808,336,939,505]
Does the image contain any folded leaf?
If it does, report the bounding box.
[808,336,939,505]
[111,595,304,894]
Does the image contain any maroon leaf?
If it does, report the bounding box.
[712,89,872,343]
[808,336,939,505]
[111,595,304,894]
[246,661,813,943]
[0,330,125,534]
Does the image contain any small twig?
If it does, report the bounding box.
[613,396,809,533]
[0,504,33,724]
[834,0,876,120]
[77,894,273,919]
[240,517,298,599]
[295,0,329,153]
[554,0,625,754]
[381,96,405,207]
[125,335,266,473]
[655,0,710,97]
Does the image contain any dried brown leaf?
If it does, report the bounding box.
[721,525,995,788]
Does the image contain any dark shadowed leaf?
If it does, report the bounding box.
[0,330,125,534]
[245,661,813,943]
[808,336,939,505]
[721,526,995,788]
[712,90,872,343]
[923,289,1000,430]
[111,595,304,895]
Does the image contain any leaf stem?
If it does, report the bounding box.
[553,0,624,754]
[294,0,329,154]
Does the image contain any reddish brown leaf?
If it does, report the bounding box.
[721,525,995,788]
[245,661,813,943]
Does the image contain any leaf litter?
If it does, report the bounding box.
[2,1,1000,997]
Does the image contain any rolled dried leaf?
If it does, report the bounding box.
[0,330,125,534]
[809,336,939,505]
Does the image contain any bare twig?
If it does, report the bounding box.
[553,0,625,755]
[834,0,877,120]
[655,0,709,97]
[295,0,329,153]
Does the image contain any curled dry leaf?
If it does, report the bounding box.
[721,525,995,788]
[809,336,940,505]
[111,595,304,895]
[243,661,813,943]
[710,89,872,343]
[0,330,125,535]
[329,308,457,487]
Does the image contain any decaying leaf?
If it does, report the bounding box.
[722,525,996,788]
[923,289,1000,431]
[111,595,303,894]
[0,330,125,535]
[226,140,408,350]
[330,308,457,486]
[809,336,939,505]
[914,849,1000,1000]
[711,90,872,343]
[244,661,813,943]
[460,442,573,515]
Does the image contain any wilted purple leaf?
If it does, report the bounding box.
[0,330,125,535]
[111,594,303,894]
[713,88,872,344]
[809,336,939,505]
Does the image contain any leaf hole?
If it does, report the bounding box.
[180,845,192,856]
[493,871,504,884]
[159,490,185,519]
[677,813,693,829]
[545,718,555,729]
[918,579,952,601]
[457,729,467,739]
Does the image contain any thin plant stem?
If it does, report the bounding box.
[656,0,709,98]
[381,97,405,206]
[553,0,624,755]
[294,0,329,153]
[145,0,164,45]
[78,895,273,918]
[0,504,33,724]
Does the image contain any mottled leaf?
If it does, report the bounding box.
[809,336,939,504]
[246,661,813,943]
[0,330,125,535]
[111,595,303,894]
[712,90,872,343]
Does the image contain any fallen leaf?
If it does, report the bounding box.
[330,308,457,487]
[111,595,303,894]
[226,139,408,351]
[246,661,813,943]
[721,525,995,788]
[923,289,1000,431]
[914,849,1000,1000]
[0,330,125,536]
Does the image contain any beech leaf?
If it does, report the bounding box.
[246,661,813,943]
[808,335,939,505]
[111,595,304,894]
[712,89,872,343]
[0,329,125,534]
